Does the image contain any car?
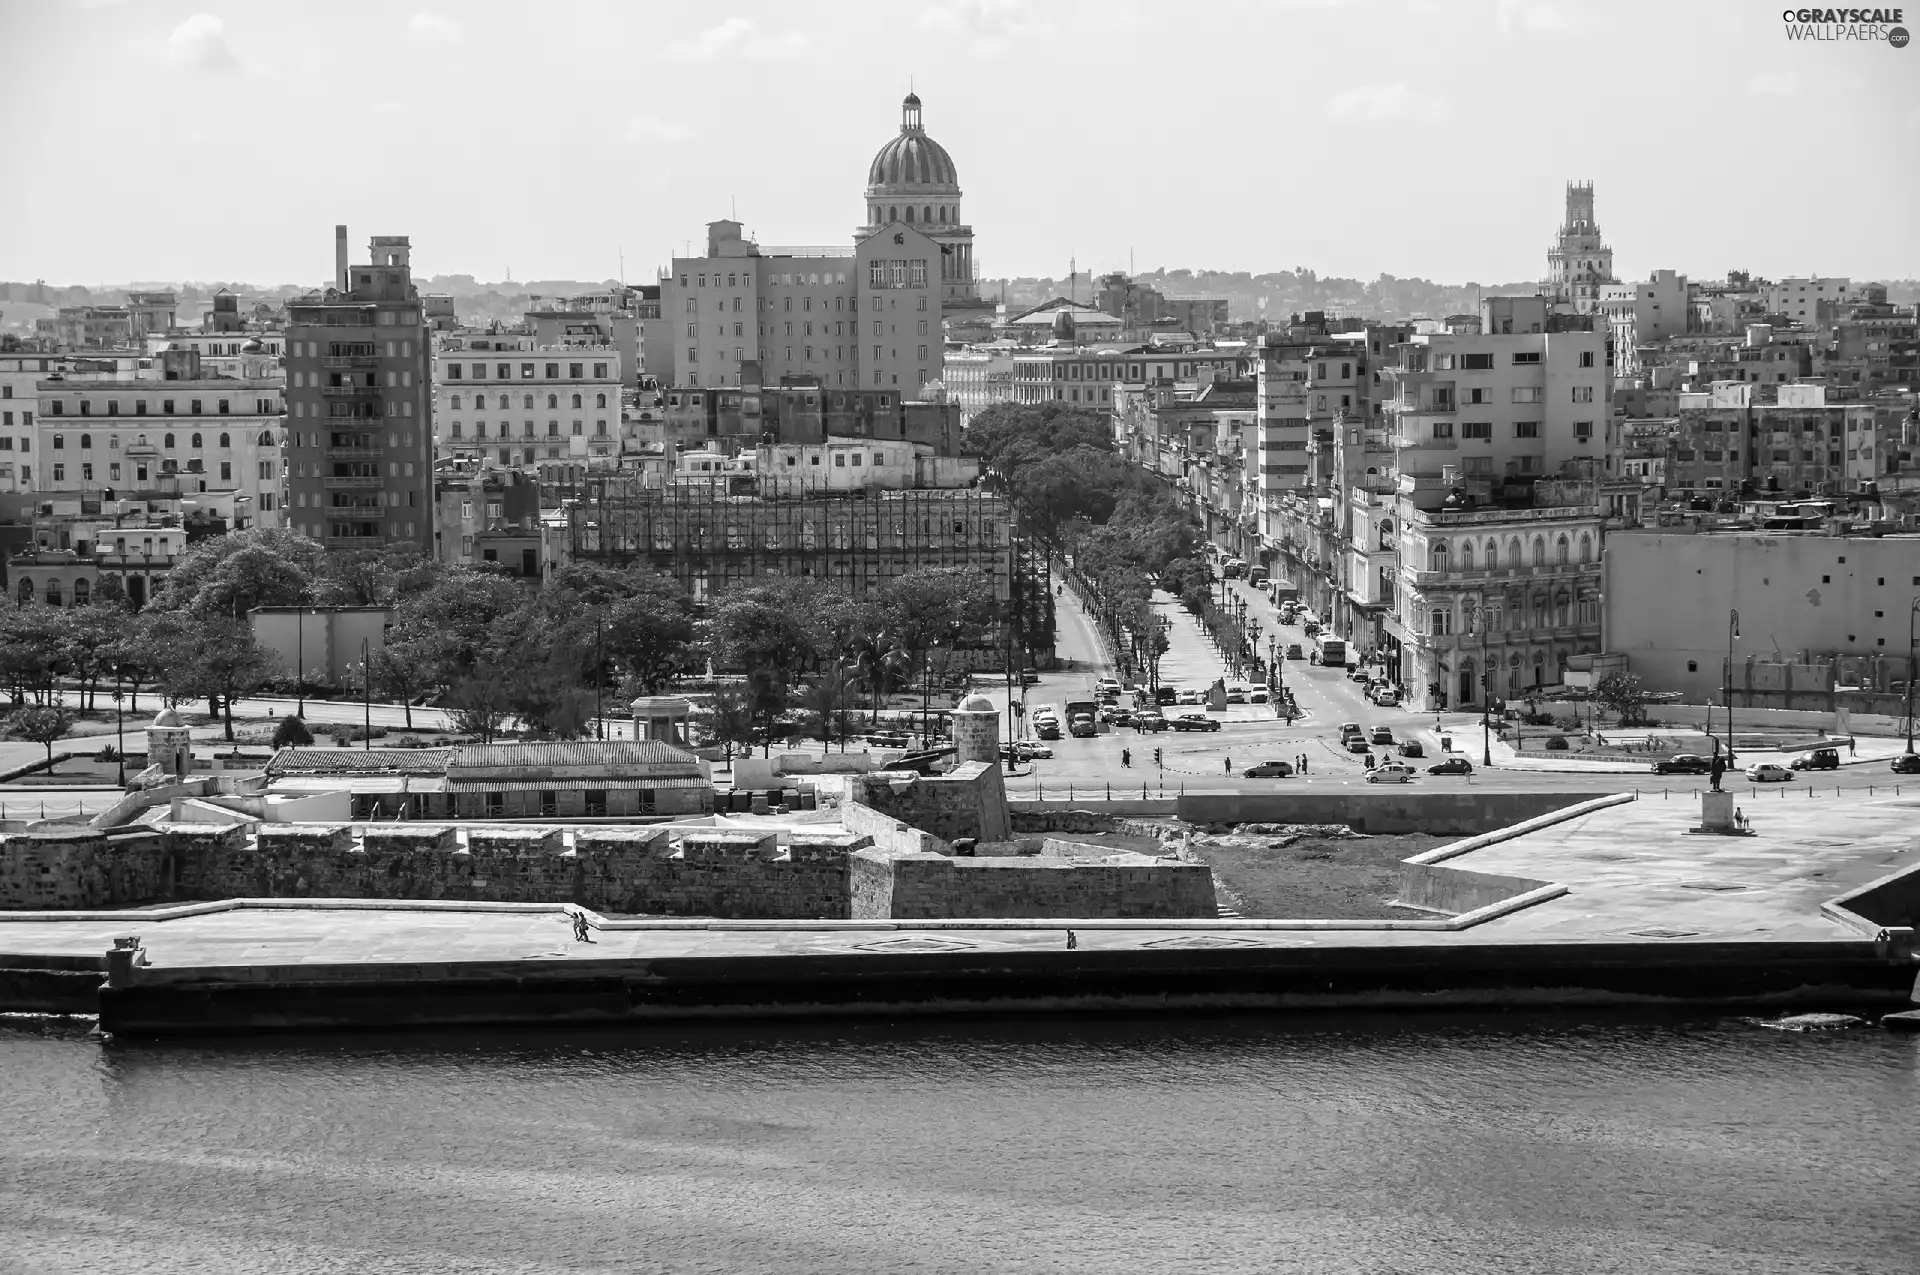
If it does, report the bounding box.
[1242,760,1295,778]
[1369,727,1395,745]
[1249,688,1269,704]
[1398,739,1425,758]
[1652,754,1713,775]
[1366,764,1416,784]
[1109,708,1135,727]
[1155,686,1179,705]
[1171,714,1221,732]
[1346,737,1371,753]
[1745,763,1794,783]
[1286,644,1305,660]
[1177,690,1204,705]
[1019,741,1053,760]
[1348,668,1370,683]
[1095,679,1122,696]
[1339,722,1363,739]
[1892,753,1920,774]
[1789,748,1840,771]
[1368,687,1401,707]
[1225,684,1248,704]
[1428,757,1474,776]
[1135,713,1169,732]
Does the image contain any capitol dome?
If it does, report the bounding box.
[866,93,961,213]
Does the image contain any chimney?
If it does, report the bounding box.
[334,224,348,291]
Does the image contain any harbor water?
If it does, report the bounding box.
[2,1011,1916,1274]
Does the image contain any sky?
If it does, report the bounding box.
[1,0,1916,289]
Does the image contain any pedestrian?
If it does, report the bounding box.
[1735,807,1746,831]
[1224,757,1232,775]
[1122,747,1131,768]
[571,910,594,943]
[1364,752,1375,770]
[1066,929,1078,950]
[1849,738,1856,757]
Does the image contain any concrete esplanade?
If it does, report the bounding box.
[1,789,1917,1037]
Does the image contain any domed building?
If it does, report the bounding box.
[860,93,981,308]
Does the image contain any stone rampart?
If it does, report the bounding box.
[848,847,1216,919]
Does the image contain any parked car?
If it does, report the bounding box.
[1892,753,1920,774]
[1135,712,1169,732]
[1746,763,1795,783]
[1789,748,1840,771]
[1019,741,1053,759]
[1369,727,1395,745]
[1175,689,1202,705]
[1109,708,1134,727]
[1155,685,1179,705]
[1286,644,1305,660]
[1428,757,1474,776]
[1366,763,1417,784]
[1339,722,1363,740]
[1225,684,1249,704]
[1346,737,1371,753]
[1242,760,1295,778]
[1171,714,1221,733]
[1249,688,1269,704]
[1368,687,1401,706]
[1653,754,1713,775]
[1348,668,1370,683]
[1096,678,1122,696]
[1398,739,1425,758]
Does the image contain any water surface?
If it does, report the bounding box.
[2,1012,1915,1274]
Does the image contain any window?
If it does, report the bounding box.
[1460,353,1493,370]
[1432,422,1454,439]
[1429,607,1452,636]
[79,433,91,449]
[52,434,63,450]
[1462,422,1491,439]
[1571,386,1593,403]
[1579,351,1596,368]
[1511,387,1542,403]
[1515,422,1540,438]
[1574,421,1593,441]
[1512,352,1541,365]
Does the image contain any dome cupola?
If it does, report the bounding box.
[866,93,960,195]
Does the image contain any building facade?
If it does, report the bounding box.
[434,333,622,470]
[1543,181,1617,313]
[282,228,434,553]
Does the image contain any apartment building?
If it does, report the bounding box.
[34,347,283,527]
[0,352,52,492]
[282,227,434,553]
[434,332,622,470]
[1665,381,1877,498]
[1598,269,1689,379]
[1764,277,1850,325]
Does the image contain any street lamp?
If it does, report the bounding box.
[295,606,305,715]
[361,636,372,752]
[112,687,126,787]
[1481,671,1493,767]
[1905,597,1919,755]
[1724,609,1739,767]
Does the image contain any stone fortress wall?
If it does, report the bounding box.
[0,821,1216,921]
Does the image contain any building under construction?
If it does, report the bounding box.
[564,479,1053,658]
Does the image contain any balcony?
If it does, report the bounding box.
[325,447,384,460]
[323,475,383,489]
[320,383,381,398]
[1401,562,1602,587]
[322,355,381,369]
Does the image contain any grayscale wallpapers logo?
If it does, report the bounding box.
[1780,7,1909,43]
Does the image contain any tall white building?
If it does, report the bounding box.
[434,334,623,470]
[1544,181,1617,313]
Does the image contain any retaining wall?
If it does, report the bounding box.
[1397,863,1558,915]
[1175,791,1593,834]
[849,848,1216,920]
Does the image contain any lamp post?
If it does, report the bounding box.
[595,617,605,741]
[295,606,305,715]
[1724,609,1739,767]
[1906,597,1919,755]
[112,687,125,787]
[361,636,372,752]
[1481,671,1493,767]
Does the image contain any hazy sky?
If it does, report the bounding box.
[2,0,1916,288]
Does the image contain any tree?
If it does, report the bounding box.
[314,544,443,607]
[152,527,322,617]
[1595,672,1651,727]
[154,618,274,741]
[105,610,160,714]
[57,605,121,711]
[272,715,315,748]
[443,672,511,743]
[5,704,74,768]
[386,568,531,690]
[704,582,826,751]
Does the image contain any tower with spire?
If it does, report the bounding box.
[859,92,983,308]
[1544,180,1616,313]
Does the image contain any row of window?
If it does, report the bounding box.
[47,398,269,417]
[1424,596,1600,636]
[443,362,609,381]
[1426,421,1593,441]
[683,271,852,288]
[449,421,608,439]
[449,393,607,411]
[1427,532,1595,571]
[49,459,255,482]
[48,431,267,451]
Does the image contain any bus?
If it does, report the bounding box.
[1314,636,1347,667]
